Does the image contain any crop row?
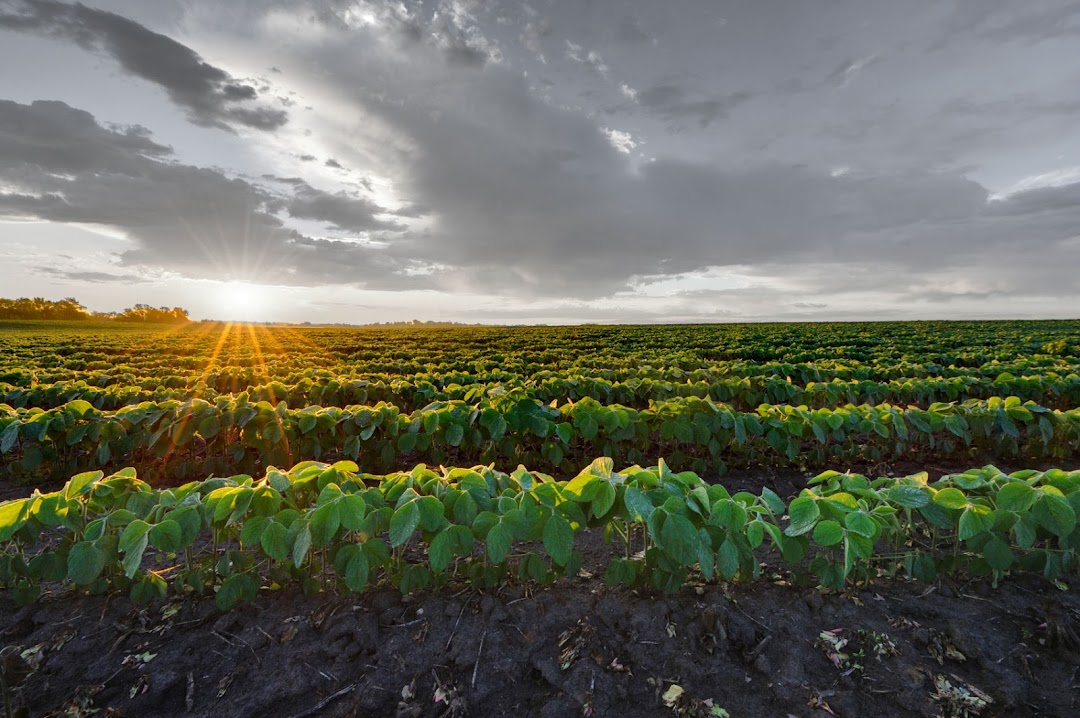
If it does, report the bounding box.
[6,370,1080,414]
[2,394,1077,481]
[1,458,1076,608]
[7,352,1080,394]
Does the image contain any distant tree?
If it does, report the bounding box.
[115,304,190,323]
[0,296,189,323]
[0,297,92,320]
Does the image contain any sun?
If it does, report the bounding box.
[217,281,263,318]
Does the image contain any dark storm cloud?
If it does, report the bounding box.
[348,58,1076,299]
[0,99,411,286]
[0,99,170,172]
[284,180,404,233]
[0,0,287,131]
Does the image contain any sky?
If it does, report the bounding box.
[0,0,1078,324]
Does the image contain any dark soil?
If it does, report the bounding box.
[2,563,1079,717]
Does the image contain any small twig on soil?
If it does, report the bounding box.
[446,596,475,650]
[286,682,357,718]
[733,604,769,631]
[382,617,427,629]
[185,671,195,712]
[472,630,487,689]
[303,662,337,682]
[747,634,773,662]
[958,593,1009,613]
[211,631,235,647]
[108,629,134,654]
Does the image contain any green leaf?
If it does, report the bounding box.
[216,573,254,611]
[343,434,360,460]
[119,520,152,554]
[0,498,32,541]
[310,501,341,546]
[591,481,617,518]
[429,528,453,572]
[417,496,445,532]
[389,501,421,547]
[67,541,107,585]
[844,511,878,539]
[659,513,699,566]
[291,522,312,567]
[785,496,820,536]
[1033,495,1076,538]
[65,471,104,500]
[149,520,182,552]
[122,533,148,578]
[577,415,598,441]
[604,557,638,586]
[759,487,785,515]
[746,519,765,548]
[445,423,465,447]
[717,538,739,579]
[933,487,968,511]
[812,519,844,546]
[887,485,929,509]
[261,520,289,561]
[1013,514,1037,549]
[1,422,20,453]
[453,491,478,525]
[983,536,1014,572]
[542,513,574,566]
[486,521,512,564]
[623,486,654,522]
[996,482,1038,513]
[130,571,168,604]
[339,493,366,531]
[345,547,369,592]
[958,505,993,540]
[563,472,600,502]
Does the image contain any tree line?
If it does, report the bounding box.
[0,297,189,323]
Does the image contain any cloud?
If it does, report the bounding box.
[635,84,752,128]
[0,0,287,131]
[601,127,637,154]
[565,40,608,76]
[284,179,404,233]
[0,98,411,287]
[825,54,879,89]
[34,266,148,283]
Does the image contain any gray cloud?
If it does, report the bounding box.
[34,266,147,283]
[284,180,404,234]
[634,84,752,128]
[0,0,287,131]
[0,99,411,287]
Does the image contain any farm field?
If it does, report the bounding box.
[2,320,1080,717]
